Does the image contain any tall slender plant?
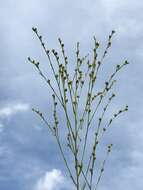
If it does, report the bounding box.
[28,28,129,190]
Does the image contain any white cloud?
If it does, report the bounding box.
[35,169,65,190]
[0,103,30,118]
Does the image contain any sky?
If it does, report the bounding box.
[0,0,143,190]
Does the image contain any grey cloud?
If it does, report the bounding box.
[0,0,143,190]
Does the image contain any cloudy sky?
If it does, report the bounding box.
[0,0,143,190]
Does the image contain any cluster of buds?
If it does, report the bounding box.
[103,93,116,113]
[87,93,92,105]
[58,38,64,49]
[102,30,116,59]
[59,64,67,82]
[108,30,115,47]
[52,49,59,61]
[107,144,113,153]
[108,105,128,127]
[28,57,40,69]
[77,69,83,82]
[105,81,109,91]
[91,92,103,102]
[76,46,79,57]
[32,108,42,117]
[58,38,68,65]
[67,132,74,152]
[92,149,96,161]
[32,27,47,50]
[114,105,128,118]
[52,94,59,132]
[89,70,95,80]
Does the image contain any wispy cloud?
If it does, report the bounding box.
[35,169,65,190]
[0,103,30,118]
[0,123,4,132]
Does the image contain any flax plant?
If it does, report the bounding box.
[28,28,129,190]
